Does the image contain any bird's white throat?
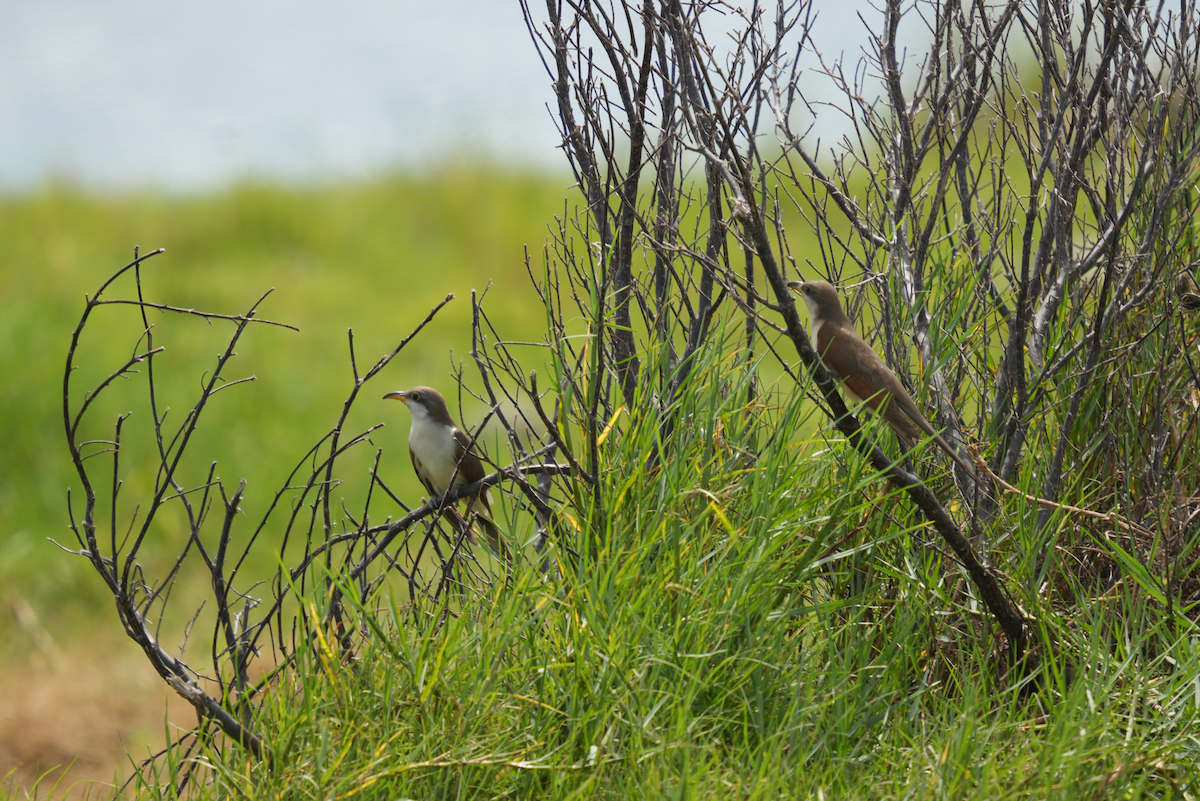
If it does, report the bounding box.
[801,295,824,350]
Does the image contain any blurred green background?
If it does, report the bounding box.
[0,166,573,645]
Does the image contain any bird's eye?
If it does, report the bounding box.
[803,285,811,295]
[410,391,421,401]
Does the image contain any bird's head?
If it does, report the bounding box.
[787,279,845,322]
[383,386,453,426]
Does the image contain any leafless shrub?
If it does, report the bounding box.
[61,252,568,776]
[519,0,1200,672]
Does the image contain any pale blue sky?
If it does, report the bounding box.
[0,0,893,190]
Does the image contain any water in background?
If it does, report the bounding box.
[0,0,883,191]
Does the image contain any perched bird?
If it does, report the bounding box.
[383,386,508,560]
[789,279,976,478]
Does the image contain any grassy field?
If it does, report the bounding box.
[3,167,1198,800]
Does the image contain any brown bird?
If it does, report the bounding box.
[383,386,509,560]
[789,279,976,478]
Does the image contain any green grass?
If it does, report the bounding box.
[117,332,1200,800]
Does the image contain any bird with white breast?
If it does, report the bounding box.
[383,386,509,560]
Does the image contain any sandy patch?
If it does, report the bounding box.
[1,603,195,800]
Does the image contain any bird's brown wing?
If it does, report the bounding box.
[819,323,927,445]
[451,430,493,515]
[818,323,896,410]
[451,428,487,484]
[820,323,977,477]
[451,429,510,562]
